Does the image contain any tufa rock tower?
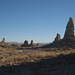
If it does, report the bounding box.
[22,40,35,47]
[54,33,61,41]
[2,38,5,43]
[64,17,74,38]
[24,40,29,46]
[21,40,29,47]
[30,40,34,46]
[43,17,75,48]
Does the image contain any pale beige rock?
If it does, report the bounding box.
[64,17,74,38]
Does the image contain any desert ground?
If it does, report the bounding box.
[0,42,75,75]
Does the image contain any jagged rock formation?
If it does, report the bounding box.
[64,17,74,38]
[43,38,75,48]
[22,40,29,47]
[0,38,15,48]
[2,38,5,43]
[30,40,34,46]
[54,33,61,41]
[21,40,35,47]
[43,17,75,48]
[24,40,29,46]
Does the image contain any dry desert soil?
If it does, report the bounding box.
[0,42,75,75]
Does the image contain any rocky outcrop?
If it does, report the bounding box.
[54,33,61,41]
[64,17,74,38]
[30,40,34,46]
[43,38,75,48]
[43,17,75,48]
[22,40,29,47]
[24,40,29,46]
[2,38,5,43]
[22,40,35,47]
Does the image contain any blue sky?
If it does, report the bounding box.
[0,0,75,43]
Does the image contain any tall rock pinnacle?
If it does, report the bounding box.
[64,17,74,38]
[54,33,61,41]
[30,40,34,46]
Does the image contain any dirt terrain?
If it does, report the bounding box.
[0,42,75,75]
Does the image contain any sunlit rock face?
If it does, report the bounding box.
[2,38,5,43]
[55,33,61,41]
[64,17,74,39]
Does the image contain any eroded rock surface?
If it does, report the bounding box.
[43,17,75,48]
[55,33,61,41]
[22,40,29,47]
[24,40,29,46]
[30,40,34,46]
[2,38,5,43]
[64,17,74,38]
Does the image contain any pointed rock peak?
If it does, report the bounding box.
[64,17,74,38]
[2,38,5,43]
[69,17,73,22]
[54,33,61,41]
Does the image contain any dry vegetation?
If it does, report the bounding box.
[0,43,75,66]
[0,42,75,75]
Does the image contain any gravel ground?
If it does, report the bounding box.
[0,45,75,75]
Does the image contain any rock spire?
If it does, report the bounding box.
[2,38,5,43]
[30,40,33,46]
[24,40,29,46]
[55,33,61,41]
[64,17,74,38]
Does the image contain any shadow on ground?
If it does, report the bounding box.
[0,53,75,75]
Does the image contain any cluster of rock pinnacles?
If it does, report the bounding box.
[1,17,74,47]
[54,17,74,41]
[22,17,74,47]
[0,38,6,43]
[22,40,34,47]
